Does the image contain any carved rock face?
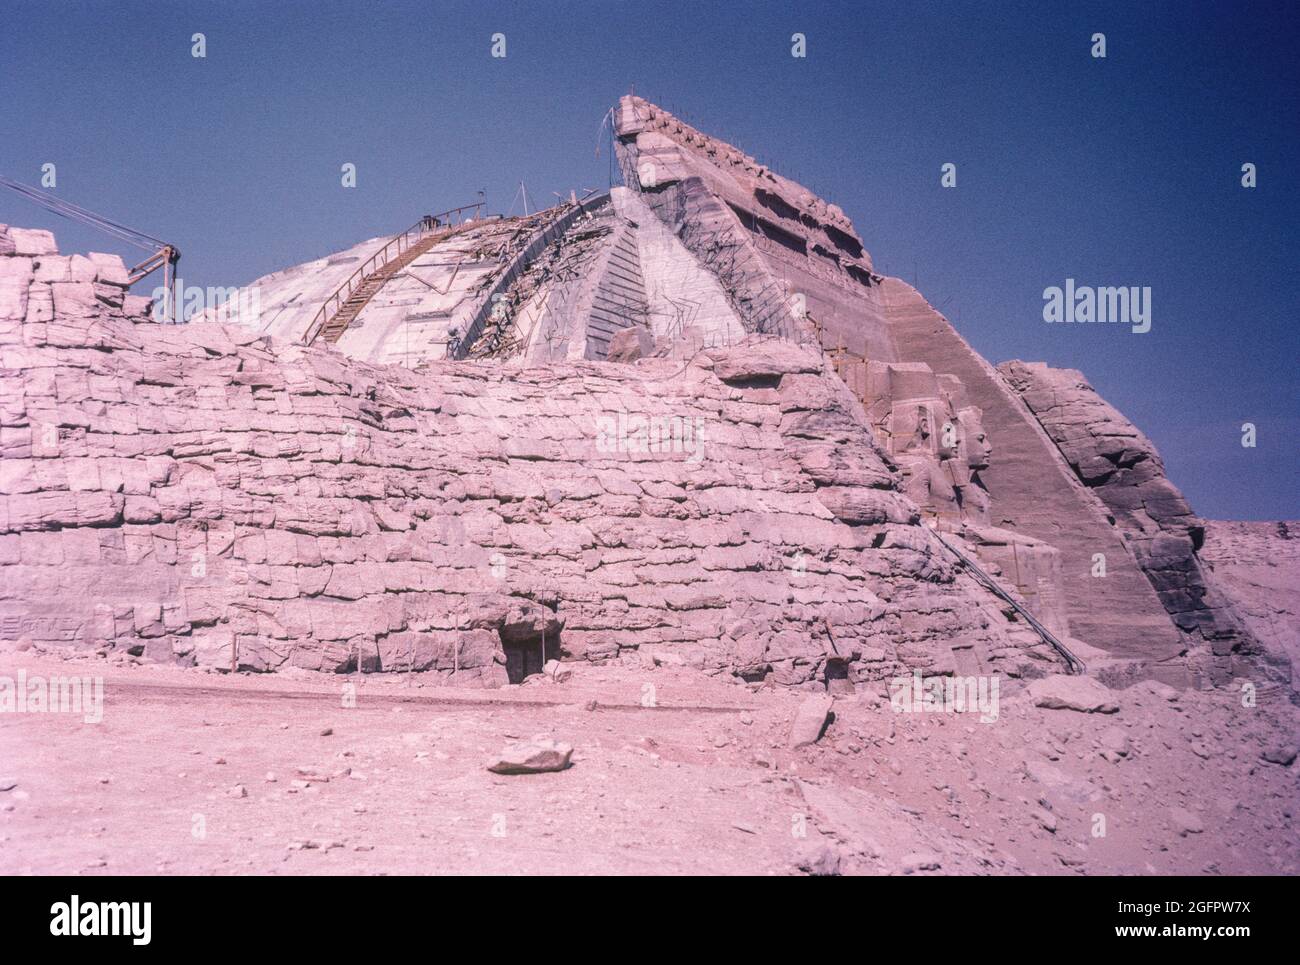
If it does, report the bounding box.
[957,405,992,472]
[889,399,950,458]
[862,363,993,528]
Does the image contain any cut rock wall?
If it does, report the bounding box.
[0,226,1064,684]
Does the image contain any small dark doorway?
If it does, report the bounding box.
[824,657,855,695]
[497,601,563,685]
[503,633,547,684]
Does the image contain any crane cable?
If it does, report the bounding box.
[0,174,169,252]
[1,173,181,320]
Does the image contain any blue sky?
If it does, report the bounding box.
[2,0,1295,519]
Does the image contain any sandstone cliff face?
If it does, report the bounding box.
[1200,520,1300,690]
[998,361,1283,686]
[0,224,1062,685]
[882,280,1185,665]
[613,99,1200,671]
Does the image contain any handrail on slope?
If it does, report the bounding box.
[928,526,1086,674]
[303,202,485,346]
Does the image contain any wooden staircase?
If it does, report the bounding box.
[315,231,446,343]
[303,202,486,346]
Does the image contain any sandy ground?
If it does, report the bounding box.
[1,649,1297,876]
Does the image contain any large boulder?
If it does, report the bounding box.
[487,739,574,775]
[1028,675,1120,714]
[789,694,834,747]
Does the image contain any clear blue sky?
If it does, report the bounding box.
[2,0,1295,519]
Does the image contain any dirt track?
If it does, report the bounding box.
[2,652,1297,875]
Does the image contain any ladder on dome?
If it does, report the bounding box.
[303,202,486,346]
